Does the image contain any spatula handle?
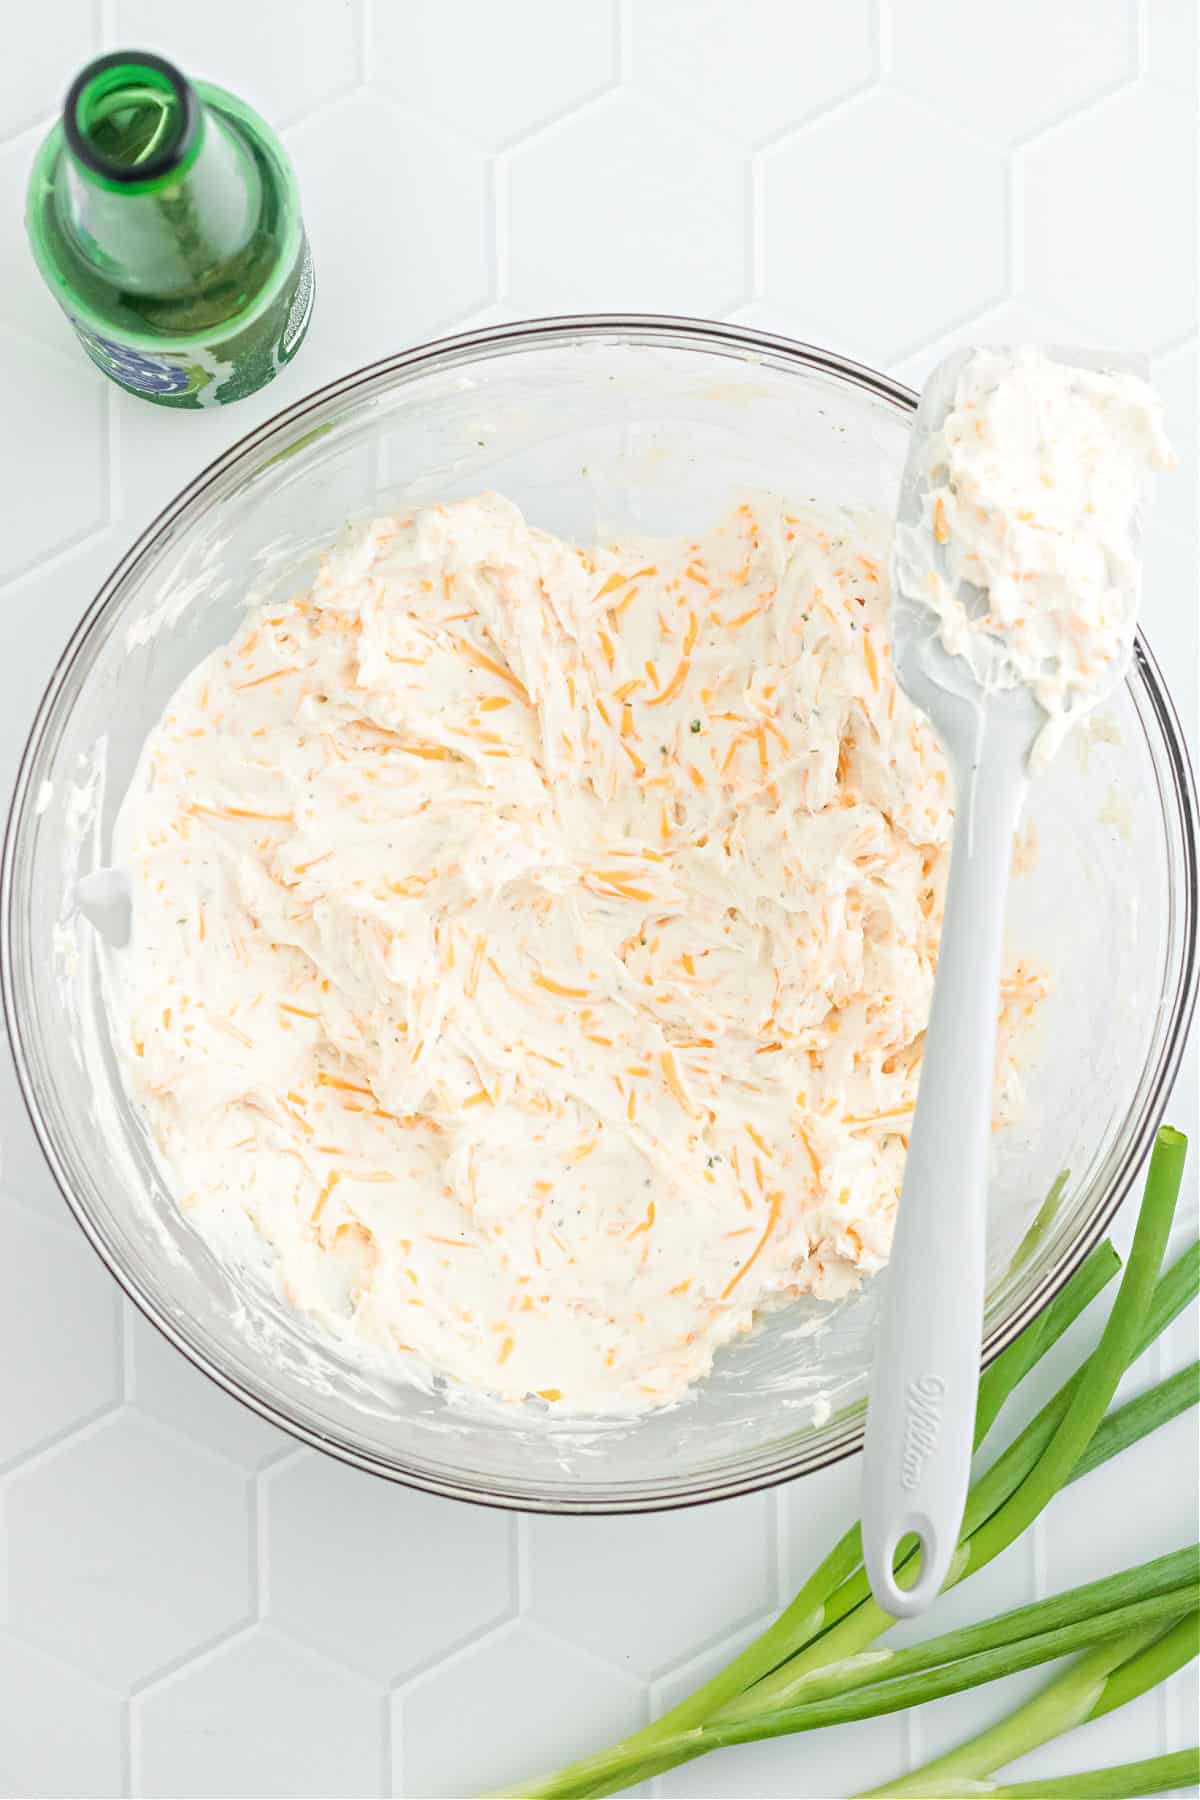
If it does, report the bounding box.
[861,752,1027,1618]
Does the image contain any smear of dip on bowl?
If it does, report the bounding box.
[109,494,1041,1415]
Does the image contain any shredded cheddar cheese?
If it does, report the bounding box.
[111,493,1040,1416]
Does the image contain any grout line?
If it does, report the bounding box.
[1013,65,1141,152]
[253,1469,270,1618]
[515,1511,531,1613]
[1031,1510,1047,1604]
[123,1691,137,1799]
[246,1472,262,1626]
[747,153,766,302]
[1149,328,1200,366]
[395,1615,517,1698]
[903,1702,921,1773]
[876,0,892,82]
[127,1619,258,1705]
[104,376,121,529]
[279,85,364,138]
[775,1480,791,1598]
[756,82,874,155]
[120,1300,137,1403]
[0,515,113,592]
[504,1508,520,1621]
[490,152,510,306]
[0,1400,122,1482]
[618,0,634,82]
[358,0,372,85]
[493,77,621,155]
[1013,67,1146,158]
[885,285,1011,372]
[383,1681,398,1799]
[0,110,60,153]
[1164,1660,1190,1763]
[1007,149,1024,298]
[1155,1318,1173,1760]
[0,1183,80,1234]
[127,1621,256,1706]
[769,1484,786,1605]
[115,1400,255,1480]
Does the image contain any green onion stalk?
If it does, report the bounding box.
[859,1609,1200,1796]
[499,1127,1197,1800]
[919,1747,1199,1800]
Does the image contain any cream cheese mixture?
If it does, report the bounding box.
[894,348,1172,766]
[112,494,1040,1414]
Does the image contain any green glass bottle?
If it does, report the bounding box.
[26,50,314,408]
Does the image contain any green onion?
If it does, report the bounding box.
[594,1232,1124,1754]
[505,1306,1198,1800]
[959,1129,1187,1579]
[500,1131,1195,1800]
[946,1747,1200,1799]
[722,1595,1184,1744]
[542,1586,1195,1798]
[718,1545,1197,1717]
[1068,1359,1199,1485]
[973,1233,1119,1449]
[861,1609,1200,1795]
[1133,1237,1200,1348]
[1088,1607,1200,1719]
[736,1143,1190,1716]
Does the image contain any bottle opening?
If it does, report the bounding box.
[83,73,178,167]
[64,51,199,188]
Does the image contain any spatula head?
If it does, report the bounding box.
[890,345,1150,766]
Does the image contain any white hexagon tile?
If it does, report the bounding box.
[264,1457,515,1682]
[0,4,1196,1797]
[506,89,749,315]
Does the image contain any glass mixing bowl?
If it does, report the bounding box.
[3,317,1196,1511]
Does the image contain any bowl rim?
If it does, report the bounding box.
[3,311,1197,1513]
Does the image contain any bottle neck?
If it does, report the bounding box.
[56,52,263,298]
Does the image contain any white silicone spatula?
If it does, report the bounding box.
[860,347,1146,1619]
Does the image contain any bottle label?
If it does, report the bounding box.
[70,331,211,401]
[63,232,315,409]
[281,239,315,359]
